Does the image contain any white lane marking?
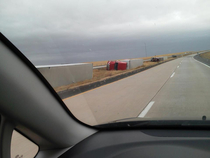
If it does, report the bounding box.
[138,101,155,118]
[194,58,210,69]
[177,66,179,68]
[170,72,175,78]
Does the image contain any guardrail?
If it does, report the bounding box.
[93,65,107,69]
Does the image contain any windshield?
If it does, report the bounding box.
[1,0,210,126]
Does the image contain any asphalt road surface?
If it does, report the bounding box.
[144,55,210,120]
[63,55,210,125]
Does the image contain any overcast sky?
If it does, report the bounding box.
[1,0,210,65]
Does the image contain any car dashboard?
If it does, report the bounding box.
[60,129,210,158]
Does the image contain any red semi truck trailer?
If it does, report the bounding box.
[107,61,127,70]
[116,61,127,70]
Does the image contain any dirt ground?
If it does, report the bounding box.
[200,52,210,59]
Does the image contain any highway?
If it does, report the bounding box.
[63,55,210,125]
[144,55,210,120]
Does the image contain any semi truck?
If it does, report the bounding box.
[107,61,127,70]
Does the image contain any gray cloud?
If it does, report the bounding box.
[1,0,210,65]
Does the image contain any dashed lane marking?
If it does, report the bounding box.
[170,72,175,78]
[138,101,155,118]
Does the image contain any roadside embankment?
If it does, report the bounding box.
[194,51,210,67]
[57,57,181,99]
[36,51,194,99]
[56,51,193,95]
[200,52,210,59]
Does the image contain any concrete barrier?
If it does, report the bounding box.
[37,63,93,88]
[129,59,144,69]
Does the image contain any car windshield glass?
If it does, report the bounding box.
[1,0,210,126]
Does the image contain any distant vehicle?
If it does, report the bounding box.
[172,55,177,58]
[151,57,160,62]
[107,61,127,70]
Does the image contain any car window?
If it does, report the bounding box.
[1,0,210,126]
[11,130,38,158]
